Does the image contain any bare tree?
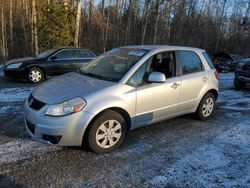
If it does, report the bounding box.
[74,0,83,47]
[31,0,39,55]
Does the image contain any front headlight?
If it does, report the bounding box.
[45,97,86,116]
[7,63,23,69]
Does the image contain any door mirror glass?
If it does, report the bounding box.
[148,72,166,83]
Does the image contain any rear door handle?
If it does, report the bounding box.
[171,83,180,89]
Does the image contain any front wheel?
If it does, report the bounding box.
[87,110,126,153]
[196,93,215,121]
[27,67,44,83]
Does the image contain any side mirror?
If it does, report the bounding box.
[148,72,166,83]
[50,56,57,61]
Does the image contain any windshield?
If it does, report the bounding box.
[36,49,57,58]
[78,48,149,82]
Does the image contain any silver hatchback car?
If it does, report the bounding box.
[24,45,219,153]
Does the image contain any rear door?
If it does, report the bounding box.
[177,50,207,112]
[46,49,77,75]
[74,49,96,69]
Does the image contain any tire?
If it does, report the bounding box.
[27,67,45,83]
[196,93,215,121]
[234,78,246,90]
[87,110,126,153]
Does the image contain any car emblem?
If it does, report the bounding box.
[29,98,34,106]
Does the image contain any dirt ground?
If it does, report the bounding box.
[0,70,249,188]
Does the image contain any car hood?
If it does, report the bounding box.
[32,72,116,104]
[6,57,40,65]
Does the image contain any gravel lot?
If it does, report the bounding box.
[0,69,249,187]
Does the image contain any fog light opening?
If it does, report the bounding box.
[42,134,62,144]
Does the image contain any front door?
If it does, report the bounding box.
[132,51,181,127]
[46,49,77,76]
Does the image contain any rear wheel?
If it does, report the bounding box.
[27,67,44,83]
[234,78,246,90]
[87,110,126,153]
[196,93,215,121]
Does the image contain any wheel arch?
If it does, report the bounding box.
[26,65,47,79]
[195,89,218,113]
[81,107,132,147]
[206,89,218,100]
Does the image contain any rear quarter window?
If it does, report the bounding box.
[202,52,215,69]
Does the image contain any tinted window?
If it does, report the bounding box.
[202,52,214,68]
[179,51,203,74]
[37,49,57,58]
[54,50,76,59]
[76,49,95,59]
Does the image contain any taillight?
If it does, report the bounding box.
[214,70,219,80]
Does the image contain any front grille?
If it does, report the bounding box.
[243,64,250,70]
[26,119,35,134]
[28,95,45,111]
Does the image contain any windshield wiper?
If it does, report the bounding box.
[75,70,118,82]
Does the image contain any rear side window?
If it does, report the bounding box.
[54,50,76,59]
[179,51,203,75]
[202,52,215,69]
[76,49,95,59]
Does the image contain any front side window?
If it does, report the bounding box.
[127,59,150,87]
[76,49,95,59]
[179,51,203,75]
[53,50,76,60]
[149,51,176,78]
[78,48,149,82]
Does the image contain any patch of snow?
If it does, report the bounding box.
[218,73,250,110]
[0,140,61,166]
[149,176,168,186]
[145,121,250,187]
[0,106,21,114]
[0,87,33,102]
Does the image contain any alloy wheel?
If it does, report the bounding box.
[202,97,214,117]
[95,119,122,149]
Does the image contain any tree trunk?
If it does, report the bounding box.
[101,0,105,15]
[9,0,13,57]
[215,0,227,51]
[32,0,39,56]
[141,0,149,45]
[153,0,161,44]
[1,1,7,63]
[74,0,83,47]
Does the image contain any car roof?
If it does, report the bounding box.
[120,45,205,53]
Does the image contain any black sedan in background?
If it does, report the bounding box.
[3,47,99,83]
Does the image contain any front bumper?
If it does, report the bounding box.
[3,68,27,80]
[24,99,94,146]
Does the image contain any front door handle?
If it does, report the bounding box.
[171,83,180,89]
